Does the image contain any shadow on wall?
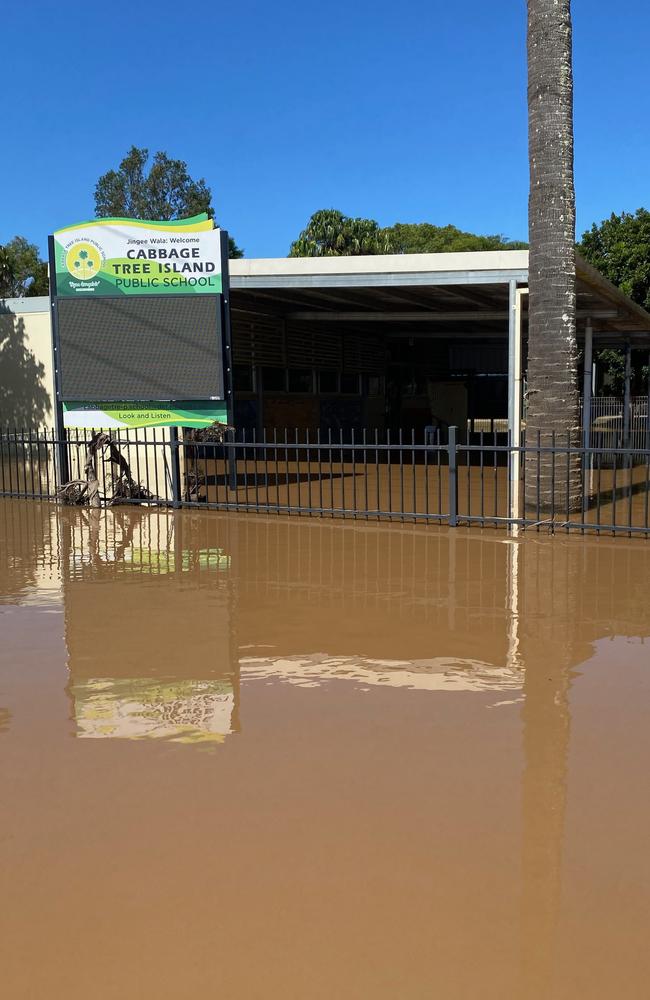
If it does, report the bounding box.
[0,310,51,428]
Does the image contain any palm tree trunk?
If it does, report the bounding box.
[526,0,581,513]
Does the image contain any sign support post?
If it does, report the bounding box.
[48,235,69,487]
[220,230,237,493]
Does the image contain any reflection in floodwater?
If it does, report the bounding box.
[241,652,522,695]
[71,678,235,743]
[59,508,239,744]
[1,499,650,998]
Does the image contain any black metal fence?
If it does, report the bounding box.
[1,425,650,536]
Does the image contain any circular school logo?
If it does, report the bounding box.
[65,241,102,280]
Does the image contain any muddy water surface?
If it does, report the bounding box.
[1,499,650,999]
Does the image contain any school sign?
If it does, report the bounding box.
[49,213,232,430]
[52,214,222,297]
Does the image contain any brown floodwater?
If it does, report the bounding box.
[1,499,649,999]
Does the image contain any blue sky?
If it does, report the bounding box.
[2,1,648,259]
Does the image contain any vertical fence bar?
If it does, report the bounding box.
[424,428,430,521]
[328,428,334,517]
[13,428,20,496]
[28,427,35,498]
[274,428,280,512]
[1,431,6,495]
[352,428,357,518]
[227,427,238,493]
[387,428,392,519]
[340,427,345,515]
[398,428,404,521]
[411,427,416,521]
[363,428,369,520]
[284,427,289,512]
[536,431,541,528]
[262,427,269,511]
[479,431,485,524]
[437,429,442,518]
[169,427,182,508]
[317,428,323,515]
[465,428,471,522]
[627,439,634,535]
[564,431,572,535]
[612,449,618,533]
[43,428,51,498]
[375,428,380,521]
[448,425,458,528]
[253,427,260,513]
[242,428,249,509]
[643,436,650,538]
[550,431,556,527]
[493,429,498,523]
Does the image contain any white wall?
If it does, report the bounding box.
[0,297,54,430]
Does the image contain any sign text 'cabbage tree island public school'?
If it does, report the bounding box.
[53,214,222,297]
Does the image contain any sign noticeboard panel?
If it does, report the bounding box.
[57,295,223,401]
[52,214,222,298]
[62,401,228,429]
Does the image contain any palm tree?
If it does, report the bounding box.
[526,0,581,511]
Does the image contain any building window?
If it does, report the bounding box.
[365,375,383,397]
[288,369,314,393]
[318,370,339,394]
[340,372,360,395]
[233,365,254,392]
[262,367,286,392]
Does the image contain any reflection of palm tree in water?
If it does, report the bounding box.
[516,540,578,999]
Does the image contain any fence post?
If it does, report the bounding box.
[169,427,182,508]
[227,427,238,492]
[448,425,458,527]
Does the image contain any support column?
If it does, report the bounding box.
[623,342,632,448]
[646,351,650,450]
[507,280,518,442]
[509,283,526,525]
[582,320,593,451]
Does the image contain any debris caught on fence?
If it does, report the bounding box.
[57,431,159,507]
[184,421,233,502]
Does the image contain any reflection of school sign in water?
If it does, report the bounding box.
[71,677,235,743]
[59,511,239,744]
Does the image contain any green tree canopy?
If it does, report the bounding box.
[578,208,650,312]
[577,209,650,392]
[384,222,527,254]
[289,211,527,258]
[0,237,49,297]
[289,209,396,256]
[94,146,243,258]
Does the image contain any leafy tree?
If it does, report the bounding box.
[289,209,396,256]
[94,146,243,258]
[578,208,650,312]
[0,237,49,297]
[577,209,650,392]
[385,222,527,254]
[0,247,14,296]
[289,212,527,258]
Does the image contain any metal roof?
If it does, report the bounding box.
[230,251,650,345]
[4,251,650,345]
